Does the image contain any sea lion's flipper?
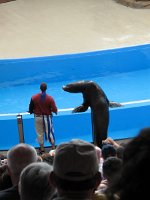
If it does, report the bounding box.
[72,104,89,113]
[109,101,123,108]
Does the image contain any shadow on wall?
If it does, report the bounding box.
[0,0,16,4]
[115,0,150,9]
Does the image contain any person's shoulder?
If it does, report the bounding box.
[0,185,19,200]
[51,197,66,200]
[46,94,54,100]
[32,93,40,98]
[93,192,108,200]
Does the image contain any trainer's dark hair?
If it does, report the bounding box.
[40,82,47,92]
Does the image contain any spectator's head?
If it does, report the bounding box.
[0,153,6,160]
[7,143,38,185]
[0,165,12,190]
[106,127,150,200]
[102,144,116,160]
[103,157,122,183]
[19,162,56,200]
[40,82,47,92]
[50,139,101,193]
[116,146,125,160]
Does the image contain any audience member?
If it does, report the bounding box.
[0,154,6,161]
[95,146,103,174]
[116,146,124,160]
[102,138,126,160]
[49,149,55,157]
[50,139,103,200]
[98,157,122,193]
[19,162,56,200]
[102,138,120,148]
[37,155,43,162]
[40,152,54,165]
[0,143,38,200]
[105,127,150,200]
[0,165,12,191]
[101,144,117,160]
[95,146,101,164]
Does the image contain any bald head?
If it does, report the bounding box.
[40,82,47,92]
[7,143,38,184]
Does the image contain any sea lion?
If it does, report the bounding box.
[62,80,122,148]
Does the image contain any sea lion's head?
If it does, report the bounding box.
[62,80,94,93]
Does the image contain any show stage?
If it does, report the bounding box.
[0,44,150,150]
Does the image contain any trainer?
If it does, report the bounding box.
[29,82,58,153]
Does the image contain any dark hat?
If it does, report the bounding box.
[53,139,99,181]
[102,144,116,160]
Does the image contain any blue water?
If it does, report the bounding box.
[0,68,149,114]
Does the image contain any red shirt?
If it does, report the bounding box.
[31,93,57,115]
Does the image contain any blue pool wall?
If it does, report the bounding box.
[0,44,150,87]
[0,44,150,150]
